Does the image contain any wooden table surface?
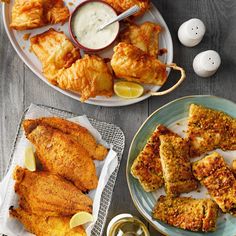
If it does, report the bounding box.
[1,0,236,235]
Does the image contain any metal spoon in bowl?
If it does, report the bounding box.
[97,5,140,31]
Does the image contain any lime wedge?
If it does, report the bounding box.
[114,81,144,99]
[24,146,36,171]
[70,212,94,229]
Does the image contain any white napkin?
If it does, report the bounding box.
[0,104,118,235]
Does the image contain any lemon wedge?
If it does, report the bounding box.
[24,146,36,171]
[114,81,144,99]
[70,212,94,229]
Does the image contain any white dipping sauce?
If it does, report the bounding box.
[72,1,119,50]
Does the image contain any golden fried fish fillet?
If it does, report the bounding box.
[30,29,80,84]
[10,0,69,30]
[30,29,113,101]
[192,152,236,215]
[131,125,175,192]
[153,196,218,232]
[103,0,149,17]
[10,207,87,236]
[159,134,198,196]
[24,117,108,161]
[14,166,92,216]
[57,54,113,101]
[187,104,236,157]
[111,42,167,85]
[120,22,161,56]
[23,120,98,191]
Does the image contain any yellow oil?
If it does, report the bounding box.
[109,217,150,236]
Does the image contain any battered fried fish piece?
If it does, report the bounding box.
[23,121,98,191]
[30,29,80,84]
[24,117,108,161]
[10,207,87,236]
[31,29,113,101]
[10,0,69,30]
[111,43,167,85]
[57,54,113,101]
[153,196,218,232]
[14,166,92,216]
[192,152,236,215]
[103,0,149,17]
[131,125,174,192]
[159,134,198,196]
[120,22,161,56]
[187,104,236,157]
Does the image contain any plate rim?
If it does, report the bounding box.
[126,94,236,236]
[2,2,173,107]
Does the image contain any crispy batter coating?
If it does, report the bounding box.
[159,134,198,196]
[30,29,80,84]
[10,0,69,30]
[131,125,174,192]
[111,42,167,85]
[23,120,98,191]
[120,22,161,56]
[187,104,236,157]
[31,29,113,101]
[103,0,149,16]
[57,54,113,101]
[13,166,92,216]
[10,207,87,236]
[24,117,108,161]
[232,160,236,175]
[192,152,236,214]
[153,196,218,232]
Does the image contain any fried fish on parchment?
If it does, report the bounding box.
[153,196,218,232]
[24,117,108,161]
[23,120,98,191]
[120,22,161,57]
[131,125,174,192]
[193,152,236,215]
[10,207,87,236]
[159,134,198,196]
[187,104,236,157]
[111,42,167,86]
[30,29,113,101]
[10,0,69,30]
[13,166,92,216]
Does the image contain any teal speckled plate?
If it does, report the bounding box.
[126,95,236,236]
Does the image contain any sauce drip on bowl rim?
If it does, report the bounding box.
[70,1,119,50]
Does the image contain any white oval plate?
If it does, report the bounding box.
[3,2,173,107]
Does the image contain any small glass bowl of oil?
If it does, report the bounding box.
[107,214,150,236]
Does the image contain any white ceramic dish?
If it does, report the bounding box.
[2,2,173,107]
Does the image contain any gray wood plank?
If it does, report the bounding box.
[0,5,25,178]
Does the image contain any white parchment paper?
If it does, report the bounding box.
[0,104,118,235]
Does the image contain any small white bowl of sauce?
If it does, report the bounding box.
[69,0,120,51]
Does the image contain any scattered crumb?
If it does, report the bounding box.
[182,130,186,133]
[23,33,31,41]
[158,48,168,56]
[68,2,74,6]
[176,122,180,126]
[196,189,201,193]
[58,28,61,31]
[22,46,25,50]
[224,218,227,221]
